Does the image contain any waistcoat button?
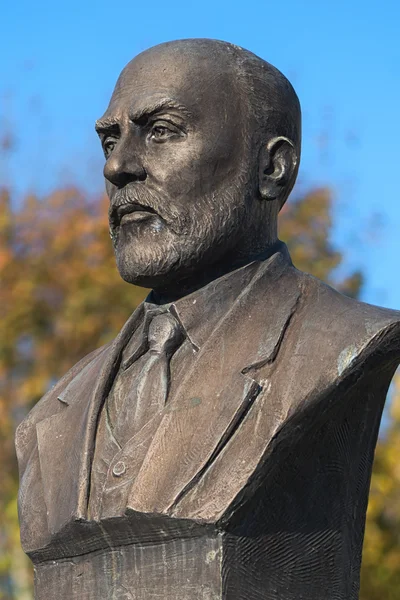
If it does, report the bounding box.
[112,461,126,477]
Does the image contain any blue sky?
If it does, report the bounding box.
[1,0,400,309]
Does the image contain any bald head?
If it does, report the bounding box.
[97,39,301,294]
[112,39,301,198]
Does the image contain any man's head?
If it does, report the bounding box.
[96,39,301,291]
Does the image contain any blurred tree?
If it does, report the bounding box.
[0,184,397,599]
[280,187,362,297]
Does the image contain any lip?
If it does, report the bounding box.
[112,202,158,226]
[120,210,155,224]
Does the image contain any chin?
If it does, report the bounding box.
[114,233,217,291]
[114,240,182,289]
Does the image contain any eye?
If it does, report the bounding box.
[149,121,182,143]
[103,138,117,158]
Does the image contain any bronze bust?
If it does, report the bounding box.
[16,39,400,600]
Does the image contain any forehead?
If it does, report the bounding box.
[103,45,241,122]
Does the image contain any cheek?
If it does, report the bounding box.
[145,131,240,196]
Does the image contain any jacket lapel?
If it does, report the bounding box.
[36,304,144,535]
[127,249,301,515]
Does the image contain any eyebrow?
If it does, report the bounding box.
[95,98,193,135]
[94,118,120,136]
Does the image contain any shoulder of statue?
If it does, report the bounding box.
[16,343,110,437]
[295,270,400,376]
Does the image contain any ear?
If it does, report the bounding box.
[258,136,298,202]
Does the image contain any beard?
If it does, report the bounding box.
[109,170,253,289]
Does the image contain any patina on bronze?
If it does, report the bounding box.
[16,39,400,600]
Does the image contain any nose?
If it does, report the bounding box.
[104,141,147,188]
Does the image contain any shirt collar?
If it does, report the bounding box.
[142,241,289,351]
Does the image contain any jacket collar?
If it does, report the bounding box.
[123,241,291,366]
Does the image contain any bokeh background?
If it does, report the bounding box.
[1,1,399,598]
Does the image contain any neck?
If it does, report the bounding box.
[151,239,282,305]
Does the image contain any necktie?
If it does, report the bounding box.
[107,311,184,448]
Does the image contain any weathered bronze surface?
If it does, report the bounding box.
[16,39,400,599]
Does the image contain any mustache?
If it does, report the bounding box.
[109,186,165,225]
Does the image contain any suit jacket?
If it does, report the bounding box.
[15,244,400,595]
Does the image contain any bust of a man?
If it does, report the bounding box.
[16,39,400,600]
